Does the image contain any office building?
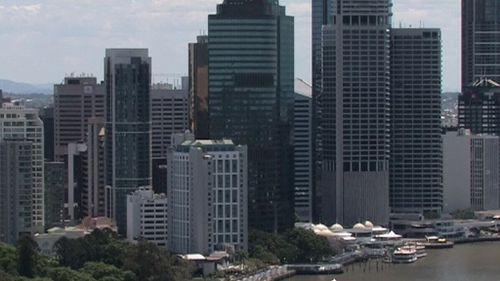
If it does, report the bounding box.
[458,78,500,135]
[318,0,392,226]
[81,118,106,218]
[208,0,294,232]
[443,130,499,212]
[0,140,33,244]
[462,0,500,89]
[40,106,55,162]
[126,186,168,247]
[105,49,152,235]
[390,29,443,217]
[168,133,248,254]
[0,103,44,230]
[189,35,209,139]
[151,85,189,194]
[54,77,105,162]
[294,79,313,222]
[44,162,65,229]
[66,142,86,221]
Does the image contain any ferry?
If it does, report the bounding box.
[391,247,418,264]
[423,236,454,249]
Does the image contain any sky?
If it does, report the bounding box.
[0,0,460,91]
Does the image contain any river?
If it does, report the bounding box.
[287,242,500,281]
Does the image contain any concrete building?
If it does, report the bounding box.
[208,0,295,232]
[390,28,443,217]
[151,85,189,194]
[0,140,33,244]
[189,35,209,139]
[44,162,65,229]
[462,0,500,89]
[126,186,168,247]
[443,130,499,212]
[0,102,44,230]
[319,0,392,226]
[54,77,105,162]
[294,79,313,222]
[105,49,152,235]
[168,133,248,254]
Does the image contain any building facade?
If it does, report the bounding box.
[44,162,65,229]
[390,28,443,216]
[126,186,168,248]
[208,0,294,232]
[294,79,313,222]
[151,85,189,194]
[168,133,248,254]
[189,35,209,139]
[0,140,33,244]
[54,77,105,162]
[40,106,54,162]
[319,0,392,226]
[105,49,152,235]
[462,0,500,89]
[0,103,44,230]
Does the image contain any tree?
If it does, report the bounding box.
[284,229,334,263]
[17,236,39,278]
[46,267,96,281]
[80,262,135,281]
[0,243,18,275]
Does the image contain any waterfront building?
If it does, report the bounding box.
[40,106,54,162]
[458,78,500,135]
[126,186,168,247]
[168,132,248,254]
[443,130,499,212]
[104,49,152,235]
[0,102,44,231]
[44,162,65,229]
[208,0,295,232]
[151,85,189,194]
[189,35,209,139]
[390,28,443,217]
[0,140,33,244]
[318,0,392,226]
[462,0,500,89]
[294,79,313,222]
[54,77,105,162]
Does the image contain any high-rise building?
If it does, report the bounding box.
[443,130,499,212]
[189,35,209,139]
[81,118,106,218]
[462,0,500,89]
[294,79,313,223]
[208,0,295,232]
[151,85,189,194]
[168,133,248,254]
[126,186,168,248]
[0,140,33,244]
[390,28,443,217]
[40,106,55,162]
[44,162,65,229]
[458,78,500,135]
[54,77,105,162]
[319,0,392,226]
[105,49,152,235]
[0,103,44,230]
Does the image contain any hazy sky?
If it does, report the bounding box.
[0,0,460,91]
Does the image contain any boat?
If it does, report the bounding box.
[414,244,427,259]
[391,247,418,264]
[423,236,454,249]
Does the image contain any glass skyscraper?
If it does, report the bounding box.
[208,0,294,232]
[104,49,152,235]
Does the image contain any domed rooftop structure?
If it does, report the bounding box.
[330,224,344,232]
[353,223,366,230]
[314,224,329,231]
[364,221,374,229]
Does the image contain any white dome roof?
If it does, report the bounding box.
[330,224,344,232]
[314,224,329,231]
[353,223,366,230]
[364,221,374,228]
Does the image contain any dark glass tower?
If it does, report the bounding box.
[208,0,294,232]
[189,36,209,139]
[390,29,443,217]
[104,49,152,235]
[462,0,500,89]
[319,0,392,226]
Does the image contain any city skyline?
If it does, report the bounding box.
[0,0,460,91]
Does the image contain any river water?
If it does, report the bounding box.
[287,242,500,281]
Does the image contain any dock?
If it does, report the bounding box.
[286,263,343,275]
